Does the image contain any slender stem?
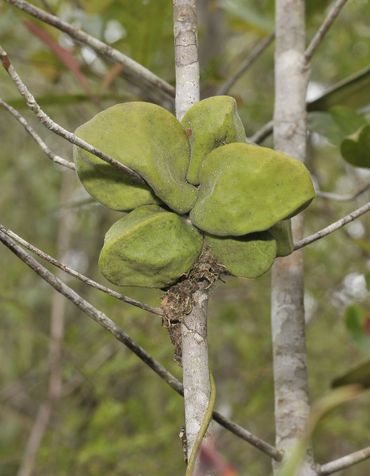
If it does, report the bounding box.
[319,446,370,475]
[304,0,349,64]
[5,0,174,99]
[0,224,162,316]
[316,182,370,202]
[272,1,316,475]
[0,47,144,183]
[0,98,75,170]
[294,201,370,250]
[173,2,214,470]
[0,228,281,459]
[217,33,274,95]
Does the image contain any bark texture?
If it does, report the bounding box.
[173,0,200,120]
[181,286,211,456]
[272,1,317,475]
[173,1,213,471]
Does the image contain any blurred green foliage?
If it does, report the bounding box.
[0,0,370,475]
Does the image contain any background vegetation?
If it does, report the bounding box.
[0,0,369,474]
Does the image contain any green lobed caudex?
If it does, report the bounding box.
[269,221,294,257]
[181,96,246,185]
[74,102,197,214]
[190,143,315,236]
[206,232,277,279]
[74,157,158,211]
[98,205,203,288]
[73,98,316,287]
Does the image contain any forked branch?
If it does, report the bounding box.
[0,98,75,171]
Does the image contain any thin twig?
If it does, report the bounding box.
[0,98,75,171]
[0,224,163,316]
[0,47,145,183]
[307,65,370,112]
[0,229,282,461]
[5,0,175,99]
[316,183,370,202]
[319,446,370,475]
[217,33,274,95]
[304,0,349,64]
[248,120,273,144]
[294,201,370,250]
[212,411,283,462]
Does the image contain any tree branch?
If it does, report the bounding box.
[272,1,316,475]
[0,224,163,317]
[0,228,281,461]
[0,98,75,171]
[0,47,145,183]
[316,183,370,202]
[217,33,274,95]
[304,0,349,64]
[319,446,370,475]
[5,0,175,99]
[173,2,214,471]
[294,201,370,250]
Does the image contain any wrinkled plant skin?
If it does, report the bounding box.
[206,232,277,278]
[98,205,203,288]
[74,102,197,214]
[73,99,316,288]
[181,96,246,185]
[190,143,315,236]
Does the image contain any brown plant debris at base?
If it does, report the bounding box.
[161,248,226,363]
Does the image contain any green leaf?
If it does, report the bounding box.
[344,304,370,355]
[190,143,315,236]
[365,273,370,291]
[308,106,367,146]
[308,66,370,112]
[332,359,370,389]
[341,124,370,169]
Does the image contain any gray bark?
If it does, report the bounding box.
[272,1,317,475]
[173,1,213,471]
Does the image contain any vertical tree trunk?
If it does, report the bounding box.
[173,1,213,472]
[272,1,317,475]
